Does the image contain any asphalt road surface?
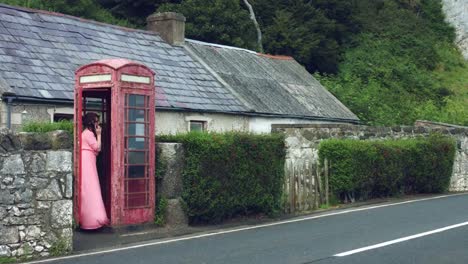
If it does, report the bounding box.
[29,193,468,264]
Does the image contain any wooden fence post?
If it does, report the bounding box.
[316,163,322,205]
[324,158,329,206]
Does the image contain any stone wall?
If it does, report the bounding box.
[0,130,73,259]
[272,122,468,213]
[155,143,188,227]
[442,0,468,59]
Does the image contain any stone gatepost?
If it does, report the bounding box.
[156,143,188,227]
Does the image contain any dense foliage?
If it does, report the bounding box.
[316,1,468,126]
[158,0,257,50]
[22,120,74,134]
[2,0,467,126]
[1,0,134,27]
[158,132,285,224]
[318,135,456,202]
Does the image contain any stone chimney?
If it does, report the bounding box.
[146,12,186,46]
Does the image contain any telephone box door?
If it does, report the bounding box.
[121,92,155,224]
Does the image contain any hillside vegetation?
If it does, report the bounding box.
[1,0,466,126]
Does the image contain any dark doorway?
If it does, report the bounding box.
[82,89,111,218]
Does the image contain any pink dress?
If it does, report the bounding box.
[80,129,109,229]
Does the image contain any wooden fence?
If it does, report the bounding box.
[284,158,330,213]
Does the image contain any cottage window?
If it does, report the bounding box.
[53,113,73,122]
[189,121,205,132]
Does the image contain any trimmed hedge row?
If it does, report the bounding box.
[318,135,456,202]
[158,132,285,224]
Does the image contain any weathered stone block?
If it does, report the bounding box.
[50,200,72,228]
[34,246,44,252]
[43,234,55,249]
[17,203,30,209]
[402,126,413,133]
[0,190,13,205]
[165,198,188,227]
[0,225,19,244]
[65,173,73,198]
[23,153,46,173]
[14,189,32,203]
[18,132,51,150]
[20,209,35,217]
[0,131,22,153]
[285,137,301,149]
[25,225,41,240]
[48,131,72,150]
[0,245,11,257]
[11,177,25,188]
[157,143,184,199]
[414,126,427,134]
[36,180,61,201]
[4,215,41,225]
[0,207,7,220]
[301,130,316,141]
[56,228,73,251]
[29,178,49,189]
[37,202,50,209]
[2,176,13,185]
[46,151,72,172]
[1,154,25,175]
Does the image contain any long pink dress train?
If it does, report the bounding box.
[80,129,109,229]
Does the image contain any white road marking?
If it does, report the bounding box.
[334,221,468,257]
[120,231,153,237]
[23,193,467,264]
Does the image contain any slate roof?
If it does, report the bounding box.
[0,3,358,122]
[0,4,246,112]
[186,40,359,121]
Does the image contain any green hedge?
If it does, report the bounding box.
[22,120,74,134]
[318,135,456,201]
[158,132,285,224]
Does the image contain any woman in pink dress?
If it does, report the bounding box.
[80,112,109,230]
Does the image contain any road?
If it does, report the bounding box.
[29,193,468,264]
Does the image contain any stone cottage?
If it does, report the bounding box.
[0,4,359,134]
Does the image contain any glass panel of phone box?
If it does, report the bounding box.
[124,94,150,208]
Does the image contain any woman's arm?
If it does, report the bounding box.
[85,128,101,152]
[95,125,102,152]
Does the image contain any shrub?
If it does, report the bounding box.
[154,197,168,226]
[22,120,73,135]
[319,134,456,202]
[49,238,71,257]
[158,132,285,224]
[0,257,15,264]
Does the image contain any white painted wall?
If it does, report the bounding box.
[155,111,249,135]
[0,102,353,134]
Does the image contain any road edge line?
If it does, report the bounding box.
[24,193,467,264]
[334,221,468,257]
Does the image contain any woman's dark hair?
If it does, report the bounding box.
[83,112,99,136]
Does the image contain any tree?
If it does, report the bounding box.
[158,0,257,50]
[242,0,263,53]
[262,0,342,73]
[96,0,180,27]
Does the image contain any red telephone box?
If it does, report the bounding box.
[74,59,156,226]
